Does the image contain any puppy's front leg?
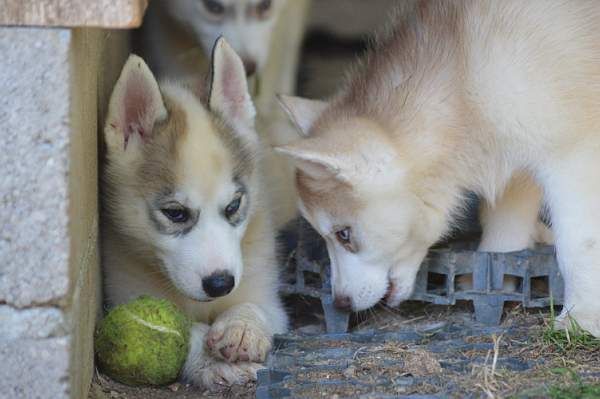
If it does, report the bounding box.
[542,152,600,337]
[206,303,278,363]
[479,172,545,253]
[182,322,263,389]
[457,172,548,291]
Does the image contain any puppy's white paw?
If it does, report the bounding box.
[385,277,414,308]
[207,318,272,363]
[196,361,263,390]
[182,322,263,389]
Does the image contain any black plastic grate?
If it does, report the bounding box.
[280,219,564,333]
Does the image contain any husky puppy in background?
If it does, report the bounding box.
[137,0,310,229]
[101,39,288,388]
[138,0,288,78]
[277,0,600,336]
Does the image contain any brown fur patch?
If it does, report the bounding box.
[296,170,361,220]
[210,112,256,181]
[136,93,188,197]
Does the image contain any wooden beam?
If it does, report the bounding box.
[0,0,148,28]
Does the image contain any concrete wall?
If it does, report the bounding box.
[0,27,129,399]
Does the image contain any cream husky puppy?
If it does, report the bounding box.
[277,0,600,336]
[101,39,288,387]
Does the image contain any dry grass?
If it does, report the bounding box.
[471,333,504,398]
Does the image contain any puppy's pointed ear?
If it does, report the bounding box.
[277,95,327,137]
[105,54,167,153]
[209,38,256,130]
[276,136,404,188]
[275,142,346,183]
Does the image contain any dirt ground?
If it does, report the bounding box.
[90,301,600,399]
[347,303,599,398]
[89,377,255,399]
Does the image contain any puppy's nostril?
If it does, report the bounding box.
[202,272,235,298]
[242,59,257,76]
[333,295,352,311]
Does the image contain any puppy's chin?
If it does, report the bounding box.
[192,297,215,303]
[176,289,215,303]
[181,287,237,303]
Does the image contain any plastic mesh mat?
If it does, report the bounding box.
[257,322,537,399]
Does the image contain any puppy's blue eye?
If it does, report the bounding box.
[225,196,242,219]
[203,0,225,15]
[161,208,189,223]
[335,227,357,253]
[336,227,351,244]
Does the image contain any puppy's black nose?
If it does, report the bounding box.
[334,295,352,311]
[242,58,257,76]
[202,272,235,298]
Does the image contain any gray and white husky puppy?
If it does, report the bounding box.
[101,38,288,388]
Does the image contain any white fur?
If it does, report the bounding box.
[478,174,546,253]
[455,173,552,292]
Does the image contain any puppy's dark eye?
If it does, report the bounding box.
[225,194,243,219]
[203,0,225,15]
[257,0,272,15]
[161,208,190,223]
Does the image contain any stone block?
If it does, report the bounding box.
[0,306,67,341]
[0,338,70,399]
[0,25,130,399]
[0,28,71,308]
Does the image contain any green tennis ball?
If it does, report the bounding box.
[95,295,191,386]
